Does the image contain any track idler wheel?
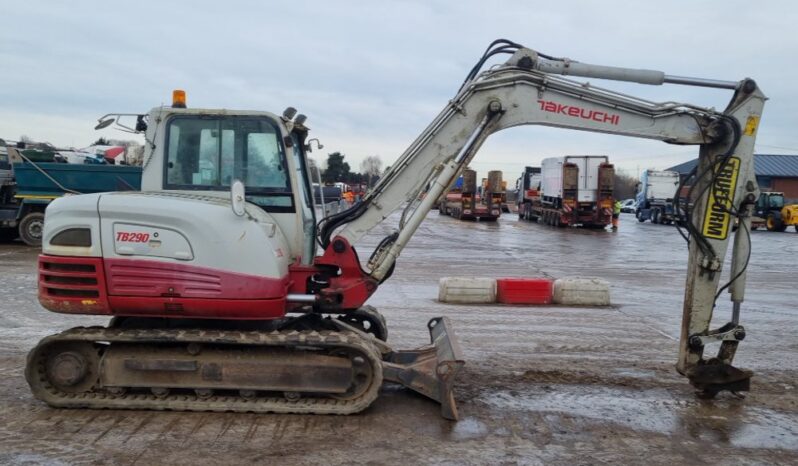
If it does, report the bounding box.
[337,306,388,341]
[37,342,100,394]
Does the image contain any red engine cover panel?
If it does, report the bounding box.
[38,254,290,320]
[104,258,288,299]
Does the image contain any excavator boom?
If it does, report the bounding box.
[323,40,765,396]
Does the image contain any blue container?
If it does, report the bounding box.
[13,162,142,198]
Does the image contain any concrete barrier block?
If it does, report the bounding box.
[438,277,497,304]
[553,277,610,306]
[496,278,553,304]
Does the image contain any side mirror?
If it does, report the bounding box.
[94,118,115,130]
[305,138,324,153]
[231,179,246,217]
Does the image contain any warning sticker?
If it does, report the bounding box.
[744,115,760,136]
[702,157,740,240]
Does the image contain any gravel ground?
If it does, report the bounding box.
[0,211,796,465]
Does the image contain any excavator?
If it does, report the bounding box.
[26,40,765,420]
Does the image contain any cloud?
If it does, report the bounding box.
[1,0,796,182]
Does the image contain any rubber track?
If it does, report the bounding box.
[26,326,384,415]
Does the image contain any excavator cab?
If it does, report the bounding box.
[152,107,318,265]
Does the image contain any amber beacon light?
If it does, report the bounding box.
[172,89,187,108]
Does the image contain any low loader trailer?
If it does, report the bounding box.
[439,169,502,221]
[518,156,614,228]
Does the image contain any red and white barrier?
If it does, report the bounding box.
[438,276,610,306]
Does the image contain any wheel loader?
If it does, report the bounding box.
[751,191,798,232]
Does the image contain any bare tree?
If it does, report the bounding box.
[360,155,383,187]
[614,172,639,200]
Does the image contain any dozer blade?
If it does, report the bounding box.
[381,316,465,420]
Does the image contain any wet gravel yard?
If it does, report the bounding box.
[0,211,796,465]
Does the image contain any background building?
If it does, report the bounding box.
[668,154,798,200]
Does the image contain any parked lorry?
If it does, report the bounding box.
[439,168,502,220]
[635,169,680,224]
[751,191,798,232]
[481,175,510,212]
[518,156,614,227]
[0,145,141,245]
[517,166,542,220]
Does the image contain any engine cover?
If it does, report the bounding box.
[40,191,293,319]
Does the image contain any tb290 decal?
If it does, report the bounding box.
[116,232,151,243]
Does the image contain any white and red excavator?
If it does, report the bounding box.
[26,40,765,420]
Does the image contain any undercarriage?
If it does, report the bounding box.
[26,311,464,419]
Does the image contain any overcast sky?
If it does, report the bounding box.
[2,1,796,179]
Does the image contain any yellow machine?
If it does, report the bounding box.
[780,203,798,232]
[753,192,798,232]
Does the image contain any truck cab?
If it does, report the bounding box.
[635,169,680,224]
[0,142,16,240]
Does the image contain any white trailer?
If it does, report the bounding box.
[641,170,680,201]
[522,155,614,227]
[541,155,610,203]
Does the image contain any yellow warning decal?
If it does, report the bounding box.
[744,115,760,136]
[703,157,740,240]
[14,195,59,200]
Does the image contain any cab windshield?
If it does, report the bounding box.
[769,194,785,209]
[164,116,294,211]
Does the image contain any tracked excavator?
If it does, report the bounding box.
[27,40,765,420]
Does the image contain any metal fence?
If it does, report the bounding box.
[317,199,352,217]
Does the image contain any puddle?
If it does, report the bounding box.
[479,386,798,450]
[481,387,681,432]
[610,367,659,379]
[448,417,490,441]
